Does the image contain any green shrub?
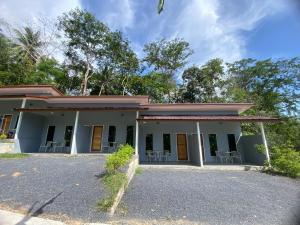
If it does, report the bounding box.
[0,133,7,140]
[105,144,134,174]
[98,144,134,211]
[270,145,300,178]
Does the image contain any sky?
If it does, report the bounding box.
[0,0,300,66]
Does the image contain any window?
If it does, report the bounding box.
[14,115,19,129]
[64,126,73,147]
[108,126,116,146]
[1,115,12,133]
[163,133,171,154]
[126,126,134,146]
[46,126,55,144]
[227,134,237,152]
[208,134,218,156]
[145,134,153,152]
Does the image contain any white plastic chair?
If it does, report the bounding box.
[53,142,65,153]
[215,151,228,164]
[146,150,155,163]
[161,151,171,162]
[39,141,51,152]
[230,151,242,164]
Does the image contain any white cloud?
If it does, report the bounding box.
[170,0,286,65]
[0,0,81,27]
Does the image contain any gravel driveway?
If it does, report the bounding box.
[0,154,108,223]
[115,167,300,225]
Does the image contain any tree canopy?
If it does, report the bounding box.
[0,8,299,149]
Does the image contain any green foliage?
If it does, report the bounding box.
[0,153,29,159]
[269,145,300,178]
[0,133,7,139]
[97,172,127,211]
[157,0,165,14]
[105,144,134,174]
[179,58,224,103]
[98,144,134,211]
[135,167,143,175]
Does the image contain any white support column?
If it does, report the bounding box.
[259,122,270,165]
[135,111,139,156]
[70,111,80,155]
[14,98,27,140]
[196,122,204,167]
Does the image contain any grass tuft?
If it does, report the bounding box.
[0,153,29,159]
[97,172,127,211]
[135,167,143,175]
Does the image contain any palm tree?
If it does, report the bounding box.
[158,0,164,14]
[14,27,43,64]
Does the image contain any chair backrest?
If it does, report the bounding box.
[146,150,153,156]
[46,141,52,147]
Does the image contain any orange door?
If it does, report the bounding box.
[177,134,188,160]
[91,126,103,152]
[1,115,12,133]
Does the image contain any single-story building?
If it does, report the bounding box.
[0,85,277,166]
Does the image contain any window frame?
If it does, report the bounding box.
[64,125,73,147]
[163,133,171,154]
[145,133,153,153]
[126,125,134,146]
[208,133,218,156]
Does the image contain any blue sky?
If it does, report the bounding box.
[1,0,300,66]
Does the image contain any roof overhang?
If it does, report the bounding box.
[14,107,148,112]
[142,103,254,113]
[0,85,63,96]
[138,115,279,122]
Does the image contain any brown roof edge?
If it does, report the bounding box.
[0,85,64,96]
[137,115,280,122]
[141,103,254,106]
[14,107,149,112]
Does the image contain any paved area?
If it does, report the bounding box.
[0,209,65,225]
[0,154,108,223]
[115,168,300,225]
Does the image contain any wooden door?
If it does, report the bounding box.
[1,115,12,133]
[177,134,188,160]
[91,126,103,152]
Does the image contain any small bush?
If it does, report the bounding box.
[258,144,300,178]
[98,144,134,211]
[270,145,300,178]
[105,144,134,174]
[0,133,7,140]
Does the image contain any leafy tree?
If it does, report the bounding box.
[90,31,139,95]
[58,8,110,95]
[179,58,224,103]
[128,72,172,103]
[143,38,193,101]
[14,27,43,64]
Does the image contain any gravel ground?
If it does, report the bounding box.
[115,168,300,225]
[0,154,108,223]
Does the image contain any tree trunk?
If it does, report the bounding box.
[99,83,105,96]
[82,63,91,96]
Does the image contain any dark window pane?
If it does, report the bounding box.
[209,134,218,156]
[146,134,153,151]
[64,126,73,147]
[163,133,171,153]
[14,115,19,129]
[227,134,237,152]
[46,126,55,144]
[126,126,134,146]
[108,126,116,144]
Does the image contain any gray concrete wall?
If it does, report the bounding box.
[0,100,24,133]
[138,121,242,163]
[18,113,45,153]
[237,135,266,165]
